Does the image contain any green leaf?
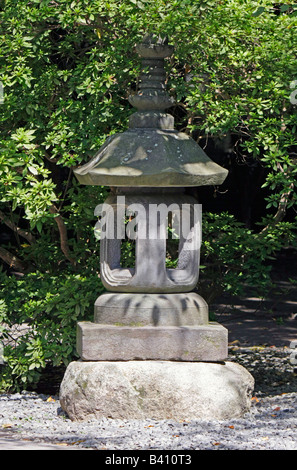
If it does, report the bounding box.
[28,166,38,175]
[36,221,42,233]
[280,4,290,12]
[252,6,266,17]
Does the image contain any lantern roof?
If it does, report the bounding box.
[74,34,228,187]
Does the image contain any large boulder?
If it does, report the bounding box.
[59,360,254,422]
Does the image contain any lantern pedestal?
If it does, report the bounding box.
[76,291,228,362]
[60,289,254,421]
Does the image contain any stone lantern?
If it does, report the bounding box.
[60,35,254,421]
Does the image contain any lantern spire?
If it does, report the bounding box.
[129,34,174,112]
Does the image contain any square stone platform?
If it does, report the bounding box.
[76,321,228,362]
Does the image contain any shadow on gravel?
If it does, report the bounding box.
[228,347,297,397]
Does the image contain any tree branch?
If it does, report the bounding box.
[260,183,294,236]
[44,150,59,164]
[49,205,76,266]
[260,163,294,235]
[0,246,28,272]
[0,210,35,245]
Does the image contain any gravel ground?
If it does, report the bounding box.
[0,346,297,451]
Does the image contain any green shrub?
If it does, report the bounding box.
[0,269,104,391]
[199,212,296,303]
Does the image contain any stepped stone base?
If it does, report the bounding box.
[59,360,254,421]
[76,321,228,362]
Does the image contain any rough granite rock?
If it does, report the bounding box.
[59,360,254,422]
